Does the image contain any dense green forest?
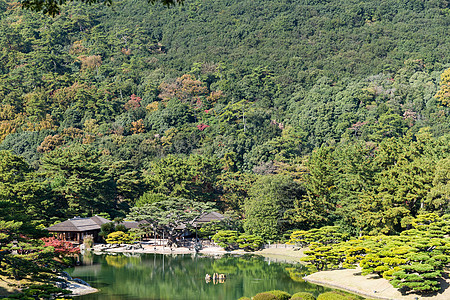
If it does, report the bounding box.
[1,0,450,240]
[2,0,450,296]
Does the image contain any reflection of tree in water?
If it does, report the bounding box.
[237,255,271,275]
[285,267,306,283]
[81,250,94,265]
[212,256,239,274]
[105,254,141,268]
[71,253,329,300]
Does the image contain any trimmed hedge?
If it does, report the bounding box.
[267,290,291,300]
[253,292,279,300]
[290,292,316,300]
[252,290,292,300]
[316,291,361,300]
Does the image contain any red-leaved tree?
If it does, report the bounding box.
[41,237,80,256]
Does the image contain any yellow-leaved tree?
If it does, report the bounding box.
[435,68,450,106]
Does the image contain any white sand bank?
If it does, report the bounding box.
[305,267,450,300]
[254,247,306,263]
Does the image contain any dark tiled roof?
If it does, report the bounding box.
[120,221,139,229]
[195,212,226,224]
[90,215,111,226]
[118,220,150,229]
[174,223,186,230]
[47,216,112,232]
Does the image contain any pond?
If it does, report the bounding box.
[67,252,331,300]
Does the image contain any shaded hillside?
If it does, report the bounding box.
[0,0,450,228]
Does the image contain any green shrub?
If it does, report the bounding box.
[100,222,129,240]
[289,226,349,247]
[236,234,264,252]
[253,292,278,300]
[238,297,251,300]
[290,292,316,300]
[115,224,128,232]
[252,290,292,300]
[61,256,76,266]
[212,230,239,250]
[316,291,361,300]
[199,220,225,238]
[266,290,291,300]
[6,284,72,300]
[99,222,115,238]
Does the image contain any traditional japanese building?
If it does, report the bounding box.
[46,215,111,243]
[193,211,226,227]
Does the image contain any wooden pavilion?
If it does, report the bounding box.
[193,211,226,227]
[47,215,111,243]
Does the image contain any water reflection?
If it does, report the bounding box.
[67,253,329,300]
[205,273,227,284]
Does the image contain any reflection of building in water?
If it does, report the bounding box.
[206,273,226,284]
[218,274,226,284]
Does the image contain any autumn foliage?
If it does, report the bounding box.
[158,74,209,104]
[124,94,142,111]
[41,237,80,256]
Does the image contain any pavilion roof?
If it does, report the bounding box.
[190,211,226,228]
[47,216,111,232]
[90,215,111,226]
[195,211,226,224]
[120,221,140,229]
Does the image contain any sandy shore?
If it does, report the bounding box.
[305,267,450,300]
[254,247,306,263]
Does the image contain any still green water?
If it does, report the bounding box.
[67,253,330,300]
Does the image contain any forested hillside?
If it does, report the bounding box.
[1,0,450,236]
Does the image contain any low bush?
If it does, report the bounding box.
[252,290,291,300]
[238,297,251,300]
[212,231,264,252]
[267,290,291,300]
[237,234,264,252]
[212,230,239,250]
[316,291,361,300]
[290,291,316,300]
[6,284,72,300]
[253,292,279,300]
